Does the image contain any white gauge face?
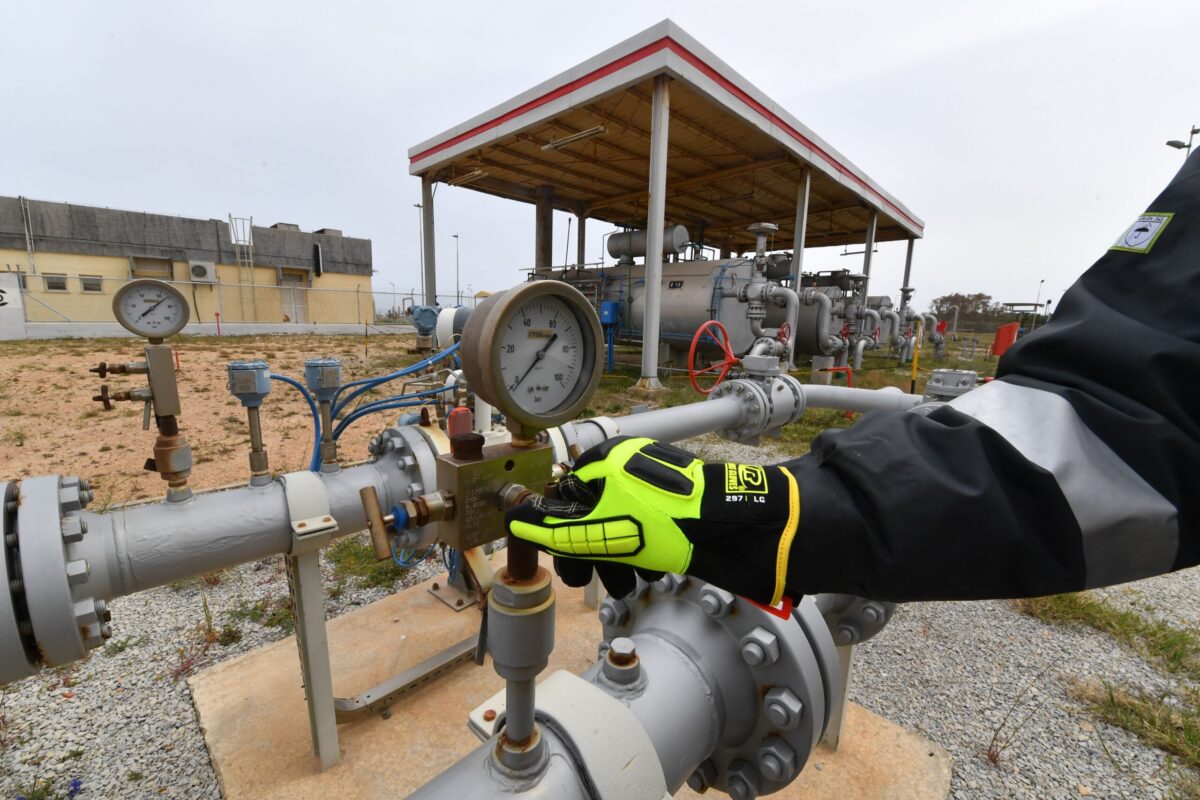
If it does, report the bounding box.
[497,295,584,415]
[114,281,189,338]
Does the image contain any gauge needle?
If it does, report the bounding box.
[137,297,168,320]
[511,333,558,390]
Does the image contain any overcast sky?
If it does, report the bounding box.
[4,0,1197,313]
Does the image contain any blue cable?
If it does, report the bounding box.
[332,342,460,415]
[269,374,321,472]
[331,385,456,440]
[390,538,436,569]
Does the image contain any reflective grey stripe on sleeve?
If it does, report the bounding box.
[948,380,1178,588]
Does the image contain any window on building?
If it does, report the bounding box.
[80,275,104,293]
[130,257,173,279]
[43,274,68,292]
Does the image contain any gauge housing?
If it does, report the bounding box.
[111,279,190,339]
[461,280,603,432]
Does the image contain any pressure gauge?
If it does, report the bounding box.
[112,279,190,340]
[461,281,602,431]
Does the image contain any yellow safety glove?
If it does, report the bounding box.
[505,436,801,606]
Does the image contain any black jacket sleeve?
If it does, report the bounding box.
[781,152,1200,602]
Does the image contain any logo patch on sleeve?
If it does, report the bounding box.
[725,464,768,494]
[1110,212,1173,254]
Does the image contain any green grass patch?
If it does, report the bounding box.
[326,533,409,589]
[1014,593,1200,682]
[1070,680,1200,796]
[102,634,148,657]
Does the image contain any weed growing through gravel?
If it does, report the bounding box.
[327,533,410,589]
[14,776,82,800]
[1014,593,1200,681]
[103,634,148,656]
[985,660,1058,766]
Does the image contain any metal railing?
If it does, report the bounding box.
[20,275,375,326]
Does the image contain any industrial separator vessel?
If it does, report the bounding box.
[533,222,945,376]
[0,278,970,798]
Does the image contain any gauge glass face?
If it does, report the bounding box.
[497,295,584,416]
[116,283,187,336]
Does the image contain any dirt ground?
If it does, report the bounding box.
[0,332,424,506]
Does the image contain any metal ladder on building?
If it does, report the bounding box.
[229,215,256,321]
[19,196,37,275]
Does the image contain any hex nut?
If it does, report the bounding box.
[860,602,883,625]
[655,573,685,595]
[687,759,717,792]
[61,516,87,543]
[602,638,642,685]
[764,687,804,730]
[758,737,797,782]
[598,597,629,627]
[65,559,90,586]
[836,625,858,645]
[699,585,735,618]
[740,627,779,666]
[726,760,760,800]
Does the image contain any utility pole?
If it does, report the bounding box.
[1030,279,1045,332]
[452,233,460,304]
[1166,125,1199,158]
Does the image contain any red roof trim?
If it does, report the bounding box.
[410,36,923,234]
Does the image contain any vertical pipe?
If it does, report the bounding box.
[421,176,437,306]
[638,74,670,391]
[789,165,811,287]
[535,186,554,269]
[575,213,587,266]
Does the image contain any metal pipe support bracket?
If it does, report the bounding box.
[281,470,339,555]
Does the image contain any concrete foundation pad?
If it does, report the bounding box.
[190,557,951,799]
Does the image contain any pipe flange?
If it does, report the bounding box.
[16,476,103,667]
[599,576,838,796]
[0,481,39,684]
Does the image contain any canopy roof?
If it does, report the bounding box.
[409,20,923,254]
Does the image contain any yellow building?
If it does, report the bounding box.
[0,197,374,338]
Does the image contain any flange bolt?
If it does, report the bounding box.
[740,627,779,666]
[686,759,717,792]
[598,597,629,627]
[699,585,734,618]
[726,761,760,800]
[758,738,796,782]
[764,687,803,730]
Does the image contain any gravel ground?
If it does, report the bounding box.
[1,434,1194,799]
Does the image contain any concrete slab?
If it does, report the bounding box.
[190,558,951,799]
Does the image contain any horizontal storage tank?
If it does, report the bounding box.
[537,259,834,357]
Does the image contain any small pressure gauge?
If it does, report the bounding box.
[112,279,190,339]
[461,281,602,431]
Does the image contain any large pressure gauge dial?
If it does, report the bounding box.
[461,281,602,430]
[112,279,190,339]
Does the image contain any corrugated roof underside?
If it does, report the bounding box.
[421,80,912,252]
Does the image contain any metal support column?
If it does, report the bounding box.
[789,165,810,287]
[900,238,915,312]
[287,551,339,769]
[637,74,670,391]
[421,176,437,306]
[575,212,587,266]
[861,209,878,302]
[820,644,856,751]
[535,186,554,269]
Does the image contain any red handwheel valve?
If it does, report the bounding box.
[688,320,738,395]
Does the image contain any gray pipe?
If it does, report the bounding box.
[923,314,941,343]
[852,338,868,370]
[947,305,960,338]
[801,288,840,356]
[70,458,407,601]
[609,396,745,445]
[880,309,902,347]
[860,308,881,339]
[799,383,922,413]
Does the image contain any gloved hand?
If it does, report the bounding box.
[505,436,800,605]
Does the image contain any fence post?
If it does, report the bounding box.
[355,286,362,324]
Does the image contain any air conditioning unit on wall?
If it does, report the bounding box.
[189,261,217,283]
